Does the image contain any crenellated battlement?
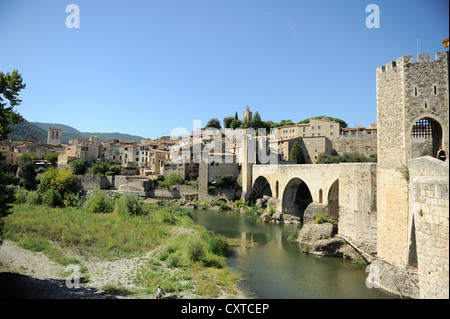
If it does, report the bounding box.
[376,51,448,74]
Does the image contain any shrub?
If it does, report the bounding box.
[207,235,229,257]
[43,189,64,208]
[44,153,59,166]
[214,174,236,189]
[15,188,28,204]
[396,164,410,181]
[185,234,206,262]
[38,167,76,197]
[162,173,184,190]
[63,192,80,208]
[92,162,110,175]
[86,190,114,214]
[26,191,43,206]
[36,167,47,174]
[20,152,39,163]
[38,167,58,194]
[166,253,182,268]
[207,186,217,195]
[50,169,76,197]
[109,165,122,175]
[315,212,335,224]
[71,159,87,175]
[114,194,147,216]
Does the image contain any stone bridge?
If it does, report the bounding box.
[252,164,340,216]
[250,163,378,242]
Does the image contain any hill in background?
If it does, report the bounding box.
[6,120,145,144]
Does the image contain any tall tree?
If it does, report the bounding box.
[0,70,26,245]
[223,116,234,129]
[18,160,37,190]
[205,118,222,130]
[1,70,26,140]
[289,141,305,164]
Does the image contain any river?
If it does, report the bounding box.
[192,209,397,299]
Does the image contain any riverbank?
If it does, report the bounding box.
[0,201,248,299]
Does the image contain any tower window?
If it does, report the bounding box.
[424,101,428,108]
[434,86,437,95]
[414,87,418,96]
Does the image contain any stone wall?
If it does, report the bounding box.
[330,134,377,157]
[409,157,449,299]
[367,259,420,299]
[75,175,113,190]
[338,163,377,243]
[198,161,241,201]
[376,52,449,269]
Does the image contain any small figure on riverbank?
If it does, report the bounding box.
[437,146,447,161]
[156,284,162,299]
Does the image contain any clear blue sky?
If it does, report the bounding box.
[1,0,448,139]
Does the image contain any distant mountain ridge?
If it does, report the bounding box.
[7,120,145,144]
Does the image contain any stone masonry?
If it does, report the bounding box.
[374,52,449,298]
[376,52,449,269]
[409,157,449,299]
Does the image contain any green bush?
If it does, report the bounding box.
[86,190,114,214]
[38,167,58,194]
[316,152,378,164]
[26,191,43,206]
[207,235,229,257]
[36,167,47,174]
[207,186,217,195]
[15,188,28,204]
[92,162,110,175]
[185,234,206,262]
[314,213,335,224]
[161,173,184,190]
[20,152,39,163]
[44,153,59,166]
[63,192,82,208]
[38,167,75,197]
[114,194,147,216]
[166,252,183,268]
[71,159,87,175]
[109,165,122,175]
[43,189,64,208]
[214,174,236,189]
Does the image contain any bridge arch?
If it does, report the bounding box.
[281,177,313,220]
[252,175,273,200]
[327,179,339,220]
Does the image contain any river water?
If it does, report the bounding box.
[192,209,397,299]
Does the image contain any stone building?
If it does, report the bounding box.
[47,127,62,145]
[277,117,341,140]
[276,136,333,164]
[243,105,252,122]
[375,51,449,298]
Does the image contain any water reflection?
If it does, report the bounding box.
[192,209,397,299]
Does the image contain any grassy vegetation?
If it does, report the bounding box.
[3,190,242,298]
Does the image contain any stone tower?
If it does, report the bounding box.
[376,51,449,269]
[243,105,252,122]
[47,127,62,145]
